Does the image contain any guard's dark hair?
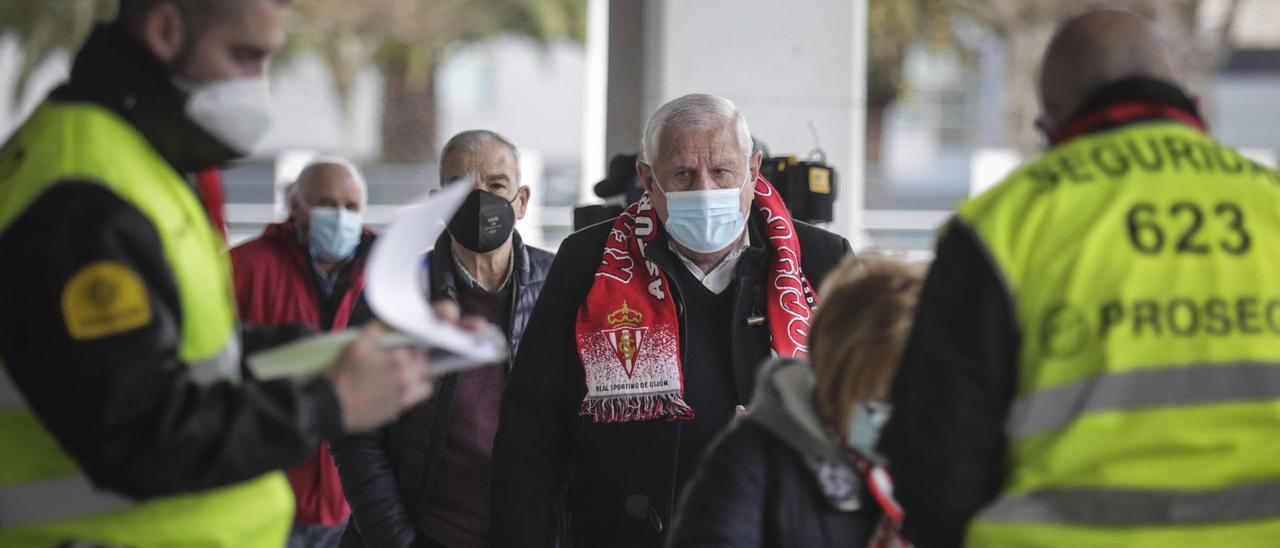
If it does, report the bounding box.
[117,0,289,32]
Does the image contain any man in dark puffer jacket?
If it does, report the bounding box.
[332,130,554,548]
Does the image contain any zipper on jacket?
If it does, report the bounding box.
[506,264,520,369]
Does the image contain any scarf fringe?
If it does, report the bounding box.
[580,392,695,423]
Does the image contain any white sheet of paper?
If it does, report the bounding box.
[248,331,410,381]
[247,330,499,381]
[365,181,507,363]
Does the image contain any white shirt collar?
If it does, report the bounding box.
[668,228,752,295]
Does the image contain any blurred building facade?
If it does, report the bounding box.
[1,1,1279,254]
[866,0,1280,253]
[0,32,589,247]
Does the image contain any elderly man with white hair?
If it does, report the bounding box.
[491,94,853,548]
[230,157,375,548]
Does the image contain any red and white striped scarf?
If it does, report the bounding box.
[575,175,819,423]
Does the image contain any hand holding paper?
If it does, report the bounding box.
[324,323,432,431]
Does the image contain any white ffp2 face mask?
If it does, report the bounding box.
[175,76,273,154]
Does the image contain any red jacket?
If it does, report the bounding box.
[230,221,375,527]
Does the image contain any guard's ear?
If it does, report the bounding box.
[137,2,187,66]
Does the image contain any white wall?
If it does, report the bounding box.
[257,54,384,159]
[1211,74,1280,151]
[437,37,586,161]
[635,0,868,245]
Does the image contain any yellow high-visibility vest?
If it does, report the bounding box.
[0,101,292,547]
[961,120,1280,547]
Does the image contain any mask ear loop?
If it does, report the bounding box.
[647,165,670,198]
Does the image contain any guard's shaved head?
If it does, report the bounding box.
[1039,9,1177,131]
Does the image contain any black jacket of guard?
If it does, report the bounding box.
[333,232,553,547]
[490,215,852,548]
[0,24,341,503]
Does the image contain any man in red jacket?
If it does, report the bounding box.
[232,157,375,547]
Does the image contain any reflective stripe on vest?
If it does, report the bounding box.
[0,476,133,528]
[1007,361,1280,440]
[978,478,1280,526]
[0,371,22,408]
[189,335,242,386]
[0,333,239,526]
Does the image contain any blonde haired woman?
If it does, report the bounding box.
[667,256,922,548]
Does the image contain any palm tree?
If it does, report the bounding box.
[0,0,114,111]
[290,0,587,162]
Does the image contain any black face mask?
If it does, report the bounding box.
[448,189,517,253]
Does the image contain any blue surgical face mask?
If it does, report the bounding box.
[845,400,892,458]
[307,207,363,262]
[653,175,751,253]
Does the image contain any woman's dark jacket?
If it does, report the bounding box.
[667,360,882,548]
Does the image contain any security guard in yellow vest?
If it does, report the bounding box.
[0,1,434,546]
[882,9,1280,548]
